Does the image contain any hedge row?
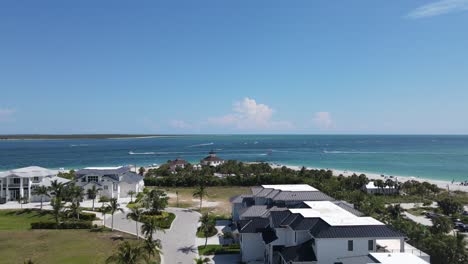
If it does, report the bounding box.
[31,221,93,229]
[198,244,240,255]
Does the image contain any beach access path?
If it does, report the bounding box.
[105,207,201,264]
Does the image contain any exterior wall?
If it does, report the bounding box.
[240,233,265,262]
[315,238,376,264]
[232,203,243,221]
[296,230,312,245]
[119,180,143,198]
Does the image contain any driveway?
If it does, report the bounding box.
[106,207,201,264]
[403,212,433,226]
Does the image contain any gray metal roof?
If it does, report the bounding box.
[75,166,131,177]
[276,240,317,262]
[240,205,269,218]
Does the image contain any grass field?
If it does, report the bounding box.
[0,209,55,230]
[0,209,143,264]
[154,186,252,215]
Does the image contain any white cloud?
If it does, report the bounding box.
[407,0,468,18]
[0,108,15,122]
[169,119,192,129]
[208,97,293,131]
[313,112,334,130]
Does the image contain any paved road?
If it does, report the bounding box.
[106,207,201,264]
[403,212,433,226]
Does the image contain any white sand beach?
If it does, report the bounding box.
[268,163,468,192]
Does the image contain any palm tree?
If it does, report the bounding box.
[68,201,82,220]
[107,198,124,231]
[141,217,165,241]
[32,186,49,210]
[101,203,111,227]
[51,197,64,228]
[128,190,136,203]
[49,180,64,199]
[105,241,147,264]
[193,185,207,211]
[127,205,143,240]
[23,259,34,264]
[199,212,216,248]
[142,238,162,259]
[87,185,100,211]
[194,257,211,264]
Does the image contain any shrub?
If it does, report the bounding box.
[140,211,176,229]
[79,212,98,221]
[31,221,93,229]
[98,196,110,203]
[198,244,240,255]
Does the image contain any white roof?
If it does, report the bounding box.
[0,166,59,178]
[290,201,384,226]
[84,166,123,170]
[36,176,70,187]
[261,184,318,192]
[366,181,393,189]
[369,253,429,264]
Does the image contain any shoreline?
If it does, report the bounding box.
[268,163,468,192]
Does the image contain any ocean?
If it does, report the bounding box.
[1,135,468,182]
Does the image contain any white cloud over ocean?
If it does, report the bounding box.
[407,0,468,18]
[313,112,334,130]
[208,97,293,131]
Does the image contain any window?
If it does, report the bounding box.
[113,183,118,191]
[87,176,98,183]
[13,178,20,184]
[368,240,374,251]
[103,186,108,190]
[32,177,40,182]
[348,240,353,251]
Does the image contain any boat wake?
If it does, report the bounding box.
[187,142,214,147]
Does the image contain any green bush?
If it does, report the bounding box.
[79,212,98,221]
[98,196,110,203]
[196,226,218,238]
[31,221,93,229]
[198,244,240,255]
[140,211,176,229]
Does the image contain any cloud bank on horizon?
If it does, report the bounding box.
[407,0,468,18]
[0,108,15,122]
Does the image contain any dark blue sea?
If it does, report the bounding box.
[1,135,468,181]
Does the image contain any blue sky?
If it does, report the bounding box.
[1,0,467,134]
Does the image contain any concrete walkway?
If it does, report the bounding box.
[105,207,201,264]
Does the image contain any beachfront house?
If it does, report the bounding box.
[167,158,188,172]
[0,166,70,203]
[74,166,144,200]
[232,184,429,264]
[363,181,399,195]
[200,151,225,167]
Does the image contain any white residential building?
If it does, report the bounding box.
[364,181,399,195]
[232,184,430,264]
[74,166,144,199]
[200,151,225,167]
[0,166,69,203]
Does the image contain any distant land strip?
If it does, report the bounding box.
[0,134,183,140]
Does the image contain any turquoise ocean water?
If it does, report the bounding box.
[1,135,467,182]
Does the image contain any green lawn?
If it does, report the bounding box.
[0,209,54,230]
[0,209,151,264]
[0,229,136,264]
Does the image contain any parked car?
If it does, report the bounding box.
[454,221,465,229]
[425,212,439,219]
[457,224,468,232]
